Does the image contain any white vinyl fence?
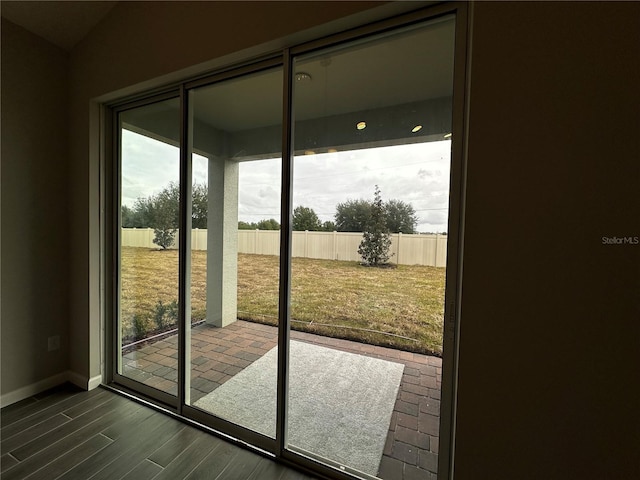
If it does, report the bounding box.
[121,228,447,267]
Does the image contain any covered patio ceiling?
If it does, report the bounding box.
[122,14,454,160]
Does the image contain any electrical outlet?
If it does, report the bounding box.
[48,335,60,352]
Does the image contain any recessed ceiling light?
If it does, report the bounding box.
[444,132,452,138]
[356,121,367,130]
[304,150,315,155]
[411,125,423,133]
[295,72,312,82]
[328,148,338,153]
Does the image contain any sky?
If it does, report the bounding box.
[122,129,451,233]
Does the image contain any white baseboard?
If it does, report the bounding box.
[1,371,103,408]
[67,371,103,391]
[88,374,103,390]
[1,372,69,408]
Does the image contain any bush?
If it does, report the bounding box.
[132,314,150,340]
[153,228,176,249]
[153,299,179,330]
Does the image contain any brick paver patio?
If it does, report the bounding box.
[122,320,441,479]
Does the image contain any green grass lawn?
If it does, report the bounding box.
[120,247,445,355]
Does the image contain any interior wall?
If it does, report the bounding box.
[455,2,639,479]
[1,19,70,397]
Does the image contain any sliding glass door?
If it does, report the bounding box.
[185,67,283,444]
[115,97,181,404]
[287,16,455,478]
[111,7,462,480]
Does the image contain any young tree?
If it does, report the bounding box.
[292,206,321,231]
[358,185,393,266]
[385,199,418,234]
[334,199,372,232]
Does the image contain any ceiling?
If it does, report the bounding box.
[1,1,117,51]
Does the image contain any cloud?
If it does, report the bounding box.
[121,130,179,206]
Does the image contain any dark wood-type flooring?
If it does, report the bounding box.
[1,384,318,480]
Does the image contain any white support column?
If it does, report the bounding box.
[206,157,239,327]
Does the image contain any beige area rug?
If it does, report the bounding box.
[195,340,404,476]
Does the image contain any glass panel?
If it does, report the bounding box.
[289,16,454,478]
[118,98,181,396]
[186,68,282,439]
